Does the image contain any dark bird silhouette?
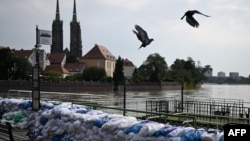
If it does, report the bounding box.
[181,10,210,28]
[133,24,154,49]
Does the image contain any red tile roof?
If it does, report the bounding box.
[44,65,69,74]
[123,58,135,67]
[82,44,116,60]
[48,53,66,64]
[12,49,33,59]
[64,63,85,72]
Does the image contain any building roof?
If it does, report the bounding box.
[64,63,85,72]
[123,58,135,67]
[82,44,116,60]
[44,65,69,74]
[0,46,9,50]
[12,49,33,59]
[48,53,66,64]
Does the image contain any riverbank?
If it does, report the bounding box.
[0,80,185,93]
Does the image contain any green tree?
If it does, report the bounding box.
[64,73,83,81]
[113,56,124,91]
[169,57,202,88]
[201,65,212,81]
[82,67,106,81]
[0,48,32,80]
[132,68,143,83]
[137,53,168,82]
[0,48,14,80]
[12,57,32,80]
[44,71,62,82]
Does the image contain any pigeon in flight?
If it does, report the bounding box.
[181,10,210,28]
[133,24,154,49]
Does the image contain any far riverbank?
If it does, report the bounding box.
[0,80,189,93]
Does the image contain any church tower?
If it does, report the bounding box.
[70,0,82,58]
[51,0,63,54]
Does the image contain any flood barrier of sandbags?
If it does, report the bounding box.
[0,97,224,141]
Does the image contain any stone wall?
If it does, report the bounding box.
[0,80,182,93]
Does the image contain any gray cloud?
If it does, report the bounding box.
[0,0,249,76]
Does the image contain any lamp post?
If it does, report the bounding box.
[7,69,9,80]
[32,25,41,111]
[123,77,126,116]
[31,25,51,111]
[181,82,184,112]
[175,74,184,113]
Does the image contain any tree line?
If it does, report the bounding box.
[113,53,211,89]
[0,48,211,89]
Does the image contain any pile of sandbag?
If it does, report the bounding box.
[0,97,224,141]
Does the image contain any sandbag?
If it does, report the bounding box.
[0,97,225,141]
[180,129,204,141]
[139,121,165,136]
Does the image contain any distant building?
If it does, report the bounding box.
[45,53,70,78]
[12,48,85,78]
[204,68,213,77]
[70,0,82,58]
[44,65,69,78]
[123,58,136,80]
[217,71,226,78]
[229,72,239,78]
[48,53,66,66]
[51,0,63,54]
[81,44,116,77]
[51,0,82,58]
[64,63,85,75]
[13,49,49,71]
[0,46,9,50]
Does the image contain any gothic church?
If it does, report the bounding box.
[51,0,82,58]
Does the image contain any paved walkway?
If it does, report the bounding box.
[0,128,29,141]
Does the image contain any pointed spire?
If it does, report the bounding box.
[72,0,77,22]
[55,0,60,20]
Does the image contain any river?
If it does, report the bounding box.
[109,83,250,101]
[184,84,250,101]
[93,83,250,111]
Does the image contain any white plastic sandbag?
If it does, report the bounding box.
[101,116,137,132]
[139,121,165,136]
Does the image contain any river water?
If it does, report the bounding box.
[93,83,250,111]
[184,84,250,102]
[111,83,250,101]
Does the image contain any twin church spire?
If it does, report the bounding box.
[72,0,77,22]
[51,0,82,58]
[55,0,60,21]
[55,0,77,22]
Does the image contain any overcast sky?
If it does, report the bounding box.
[1,0,250,77]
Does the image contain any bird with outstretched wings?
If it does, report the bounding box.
[133,24,154,49]
[181,10,210,28]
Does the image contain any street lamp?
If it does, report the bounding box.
[7,69,9,80]
[32,26,41,111]
[181,82,184,112]
[123,77,126,116]
[175,75,184,112]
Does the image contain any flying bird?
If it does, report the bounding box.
[181,10,210,28]
[133,24,154,49]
